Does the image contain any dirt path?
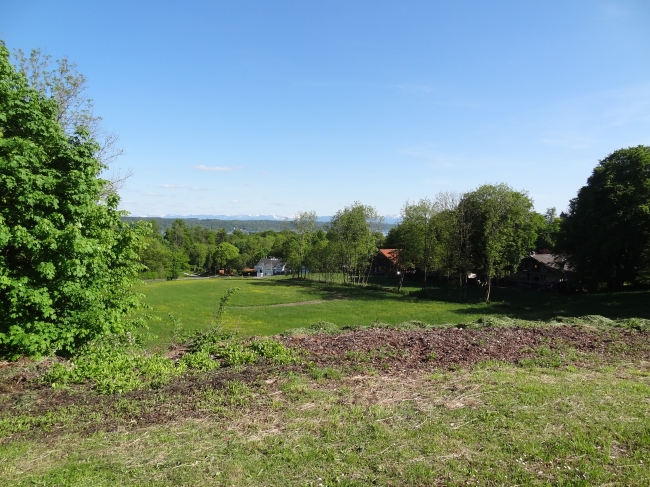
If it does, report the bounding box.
[229,296,346,308]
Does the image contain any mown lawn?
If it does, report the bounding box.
[136,276,650,348]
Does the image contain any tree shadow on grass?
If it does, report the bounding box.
[451,287,650,321]
[256,277,650,321]
[246,277,417,303]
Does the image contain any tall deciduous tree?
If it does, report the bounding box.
[292,210,317,278]
[0,45,148,358]
[399,199,440,289]
[461,184,536,302]
[12,47,130,196]
[558,146,650,289]
[328,202,383,286]
[211,242,240,274]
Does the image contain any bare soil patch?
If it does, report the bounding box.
[281,325,650,370]
[1,325,647,440]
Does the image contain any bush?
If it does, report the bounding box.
[0,45,149,358]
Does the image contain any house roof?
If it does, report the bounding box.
[256,258,286,267]
[379,249,399,265]
[529,253,568,271]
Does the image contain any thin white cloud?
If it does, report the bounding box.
[194,165,243,172]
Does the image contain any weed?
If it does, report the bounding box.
[180,350,220,371]
[345,350,370,362]
[247,338,299,365]
[213,344,257,366]
[42,334,184,394]
[309,366,342,380]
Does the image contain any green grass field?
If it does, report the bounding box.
[137,276,650,347]
[3,277,649,486]
[2,351,649,485]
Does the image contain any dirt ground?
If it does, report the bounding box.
[280,325,650,370]
[0,325,647,439]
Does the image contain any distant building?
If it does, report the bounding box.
[507,253,570,290]
[370,249,400,275]
[254,258,287,277]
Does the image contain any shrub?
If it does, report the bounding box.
[0,46,149,358]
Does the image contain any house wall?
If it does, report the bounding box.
[508,257,564,290]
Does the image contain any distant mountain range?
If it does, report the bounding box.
[131,214,403,224]
[122,214,400,234]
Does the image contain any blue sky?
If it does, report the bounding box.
[3,1,650,217]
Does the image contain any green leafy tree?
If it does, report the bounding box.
[327,202,383,285]
[211,242,240,274]
[166,251,190,280]
[139,235,172,279]
[292,211,317,278]
[0,45,149,358]
[399,199,440,289]
[461,184,537,302]
[533,208,561,252]
[558,146,650,289]
[12,47,129,196]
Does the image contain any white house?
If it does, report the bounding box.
[254,258,287,277]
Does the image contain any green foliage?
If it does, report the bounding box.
[0,45,149,358]
[211,242,240,273]
[398,198,440,286]
[559,145,650,289]
[247,338,299,364]
[461,184,537,302]
[533,207,562,252]
[180,349,220,371]
[41,334,184,394]
[327,202,383,286]
[169,287,297,367]
[166,250,189,280]
[213,286,239,322]
[212,343,257,365]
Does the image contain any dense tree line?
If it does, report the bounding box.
[121,216,329,234]
[386,185,541,302]
[557,145,650,290]
[138,218,301,279]
[136,204,386,283]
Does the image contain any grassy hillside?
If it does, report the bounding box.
[2,319,648,486]
[136,276,650,348]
